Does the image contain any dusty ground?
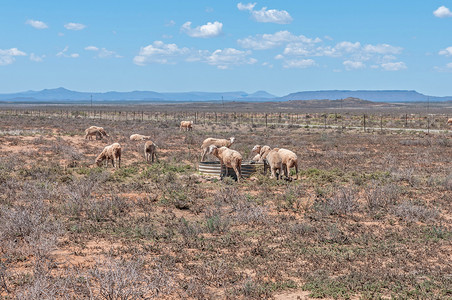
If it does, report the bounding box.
[0,113,451,299]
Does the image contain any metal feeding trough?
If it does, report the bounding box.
[198,161,264,179]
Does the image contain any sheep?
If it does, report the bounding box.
[130,134,152,141]
[208,145,242,182]
[180,121,193,131]
[448,118,452,125]
[144,140,157,163]
[200,137,235,162]
[251,153,261,162]
[85,126,109,140]
[277,148,299,180]
[252,145,282,179]
[95,143,121,168]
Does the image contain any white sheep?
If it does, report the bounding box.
[277,148,299,180]
[448,118,452,125]
[95,143,121,168]
[85,126,109,140]
[144,140,157,163]
[200,137,235,162]
[208,145,242,183]
[180,121,193,131]
[130,134,152,141]
[259,145,283,179]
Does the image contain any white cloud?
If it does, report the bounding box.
[133,41,190,65]
[447,62,452,69]
[85,46,99,51]
[283,59,316,69]
[439,46,452,56]
[64,22,86,30]
[85,46,121,58]
[134,41,257,69]
[343,60,365,70]
[205,48,257,69]
[181,21,223,38]
[433,6,452,18]
[30,53,45,62]
[25,19,48,29]
[238,31,321,50]
[237,2,256,11]
[56,46,79,58]
[238,3,292,24]
[363,44,402,54]
[0,48,26,65]
[380,62,407,71]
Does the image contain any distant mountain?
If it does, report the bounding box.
[0,87,276,102]
[279,90,452,102]
[0,88,451,103]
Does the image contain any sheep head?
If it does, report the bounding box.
[208,145,218,155]
[99,129,109,137]
[229,137,235,144]
[260,145,271,159]
[251,145,261,154]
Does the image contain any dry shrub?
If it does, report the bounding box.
[365,181,401,211]
[394,201,439,223]
[315,186,359,216]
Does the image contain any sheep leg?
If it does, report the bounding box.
[294,163,298,180]
[118,154,121,168]
[233,165,240,183]
[200,148,207,162]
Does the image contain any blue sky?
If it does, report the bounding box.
[1,0,452,96]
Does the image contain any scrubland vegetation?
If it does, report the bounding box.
[0,111,451,299]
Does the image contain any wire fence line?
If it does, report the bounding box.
[0,109,450,133]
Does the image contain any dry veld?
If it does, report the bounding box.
[0,107,451,299]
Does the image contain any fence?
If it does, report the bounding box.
[0,109,450,132]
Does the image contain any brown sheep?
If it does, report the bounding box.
[130,134,152,141]
[277,148,298,180]
[95,143,121,168]
[85,126,109,140]
[200,137,235,161]
[144,141,157,163]
[208,145,242,182]
[180,121,193,131]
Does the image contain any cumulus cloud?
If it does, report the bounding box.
[282,59,316,69]
[133,41,190,65]
[56,46,79,58]
[380,62,407,71]
[181,21,223,38]
[439,46,452,56]
[25,19,48,29]
[237,2,256,11]
[0,48,27,65]
[84,46,99,51]
[433,6,452,18]
[85,46,121,58]
[64,22,86,30]
[343,60,365,70]
[205,48,257,69]
[363,43,402,54]
[238,2,292,24]
[134,41,256,69]
[238,31,321,50]
[29,53,45,62]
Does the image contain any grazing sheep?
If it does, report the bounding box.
[180,121,193,131]
[277,148,298,180]
[200,137,235,161]
[208,145,242,182]
[448,118,452,125]
[85,126,109,140]
[259,145,283,179]
[144,141,157,163]
[130,134,152,141]
[252,153,261,162]
[95,143,121,168]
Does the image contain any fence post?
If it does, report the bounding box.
[405,114,408,128]
[380,115,383,132]
[363,114,366,132]
[265,114,268,128]
[324,114,327,129]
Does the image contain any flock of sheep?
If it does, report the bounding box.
[84,121,299,182]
